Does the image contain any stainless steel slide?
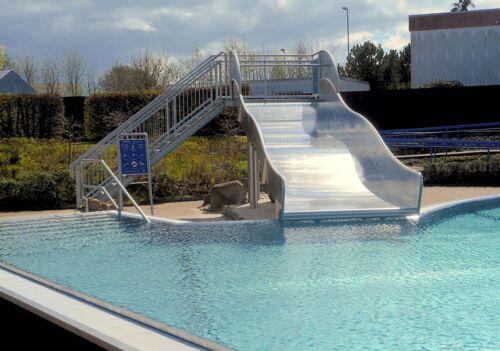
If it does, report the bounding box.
[233,51,423,220]
[231,50,423,220]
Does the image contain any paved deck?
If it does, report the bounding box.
[2,187,500,221]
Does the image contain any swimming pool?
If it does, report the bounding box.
[1,200,499,351]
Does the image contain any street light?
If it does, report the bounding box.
[280,48,286,79]
[342,7,350,58]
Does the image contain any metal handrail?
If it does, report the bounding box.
[238,53,318,57]
[72,52,230,207]
[71,52,228,174]
[81,159,151,223]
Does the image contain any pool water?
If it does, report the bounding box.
[1,201,499,351]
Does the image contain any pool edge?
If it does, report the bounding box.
[421,194,500,216]
[0,262,232,351]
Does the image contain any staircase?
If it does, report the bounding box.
[71,52,231,209]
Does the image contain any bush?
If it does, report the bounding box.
[0,171,75,211]
[0,93,64,138]
[0,136,247,211]
[420,80,464,89]
[423,157,500,186]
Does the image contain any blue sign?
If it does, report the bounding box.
[119,139,149,175]
[312,58,319,94]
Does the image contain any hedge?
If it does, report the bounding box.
[0,94,64,138]
[422,157,500,186]
[84,89,242,140]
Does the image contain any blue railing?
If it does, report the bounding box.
[380,122,500,159]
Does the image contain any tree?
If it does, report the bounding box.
[1,51,16,70]
[40,57,60,94]
[399,44,411,89]
[130,49,166,90]
[451,0,475,12]
[62,49,86,96]
[17,53,38,86]
[99,64,136,92]
[344,41,385,90]
[56,113,83,162]
[85,66,99,95]
[380,49,400,89]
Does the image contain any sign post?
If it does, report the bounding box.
[117,133,154,217]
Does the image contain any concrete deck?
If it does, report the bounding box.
[2,187,500,221]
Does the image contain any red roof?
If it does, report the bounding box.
[409,8,500,32]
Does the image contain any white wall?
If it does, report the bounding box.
[411,26,500,88]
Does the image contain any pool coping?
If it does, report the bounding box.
[0,264,231,351]
[420,194,500,216]
[1,193,500,351]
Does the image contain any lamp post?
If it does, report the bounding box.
[342,7,350,57]
[280,48,286,79]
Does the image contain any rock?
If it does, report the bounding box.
[222,205,243,220]
[101,202,114,211]
[86,198,102,211]
[86,198,114,211]
[209,180,247,211]
[203,193,211,205]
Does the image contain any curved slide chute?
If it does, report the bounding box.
[233,51,423,220]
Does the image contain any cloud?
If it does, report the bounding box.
[382,23,410,50]
[1,0,496,72]
[114,18,157,33]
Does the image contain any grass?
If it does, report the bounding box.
[0,137,248,210]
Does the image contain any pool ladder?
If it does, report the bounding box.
[78,159,151,223]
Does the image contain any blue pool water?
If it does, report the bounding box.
[1,201,499,351]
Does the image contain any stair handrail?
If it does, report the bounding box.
[70,52,228,176]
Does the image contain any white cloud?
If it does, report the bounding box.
[382,23,410,50]
[3,0,492,70]
[115,18,157,33]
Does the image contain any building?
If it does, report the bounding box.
[0,69,37,94]
[409,8,500,88]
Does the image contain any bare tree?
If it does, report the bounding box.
[56,114,83,162]
[163,60,185,85]
[40,57,60,94]
[17,53,38,86]
[131,49,165,90]
[100,50,176,91]
[86,66,99,95]
[62,49,86,96]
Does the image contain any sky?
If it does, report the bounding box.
[1,0,499,72]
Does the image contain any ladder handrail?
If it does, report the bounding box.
[80,159,151,223]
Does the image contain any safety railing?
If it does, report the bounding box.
[79,159,150,223]
[71,52,230,208]
[381,122,500,159]
[237,52,327,99]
